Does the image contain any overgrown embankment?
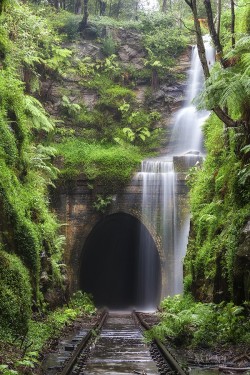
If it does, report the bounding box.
[185,114,250,304]
[184,1,250,305]
[148,0,250,354]
[0,2,68,337]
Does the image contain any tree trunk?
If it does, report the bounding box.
[203,0,226,67]
[231,0,235,48]
[78,0,89,31]
[54,0,59,9]
[116,0,122,19]
[184,0,237,129]
[75,0,82,14]
[213,107,237,128]
[135,1,139,20]
[162,0,167,13]
[184,0,210,78]
[99,0,106,16]
[216,0,221,38]
[109,0,112,16]
[152,69,159,90]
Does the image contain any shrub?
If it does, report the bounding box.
[147,295,250,347]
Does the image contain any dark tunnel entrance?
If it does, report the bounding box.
[80,213,161,310]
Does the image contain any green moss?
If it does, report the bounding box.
[0,111,18,166]
[0,3,65,321]
[56,139,143,193]
[186,114,250,302]
[0,250,32,336]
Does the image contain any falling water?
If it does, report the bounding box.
[170,36,215,155]
[137,37,215,309]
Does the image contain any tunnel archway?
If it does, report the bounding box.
[80,213,161,310]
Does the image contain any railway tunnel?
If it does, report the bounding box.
[79,213,161,310]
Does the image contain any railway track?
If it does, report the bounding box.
[45,311,188,375]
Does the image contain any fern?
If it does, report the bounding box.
[24,96,54,132]
[226,35,250,58]
[198,35,250,121]
[29,144,59,186]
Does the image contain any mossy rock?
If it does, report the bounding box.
[0,250,32,335]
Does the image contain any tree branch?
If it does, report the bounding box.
[213,106,237,127]
[177,17,196,33]
[184,0,238,128]
[184,0,192,9]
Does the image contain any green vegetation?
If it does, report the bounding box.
[185,114,250,302]
[0,0,188,347]
[0,0,187,359]
[147,295,250,347]
[140,13,187,67]
[0,292,95,374]
[1,0,249,367]
[0,0,68,344]
[147,0,250,351]
[56,139,143,192]
[184,0,250,304]
[0,250,32,337]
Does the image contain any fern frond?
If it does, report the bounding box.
[241,53,250,76]
[24,96,54,132]
[220,74,246,107]
[226,35,250,59]
[29,144,59,186]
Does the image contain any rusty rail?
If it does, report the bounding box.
[134,311,188,375]
[59,309,108,375]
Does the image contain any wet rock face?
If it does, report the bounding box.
[114,28,147,69]
[234,220,250,303]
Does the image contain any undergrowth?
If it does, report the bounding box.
[147,295,250,348]
[185,113,250,303]
[0,291,95,375]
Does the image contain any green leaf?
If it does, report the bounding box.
[24,96,54,131]
[139,134,146,141]
[0,365,9,370]
[241,144,250,154]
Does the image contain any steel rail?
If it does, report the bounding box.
[134,311,188,375]
[59,309,108,375]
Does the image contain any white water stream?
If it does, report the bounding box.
[170,36,215,155]
[137,37,215,309]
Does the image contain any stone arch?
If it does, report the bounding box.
[79,212,162,309]
[108,207,166,262]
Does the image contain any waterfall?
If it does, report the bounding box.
[170,36,215,156]
[137,37,215,309]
